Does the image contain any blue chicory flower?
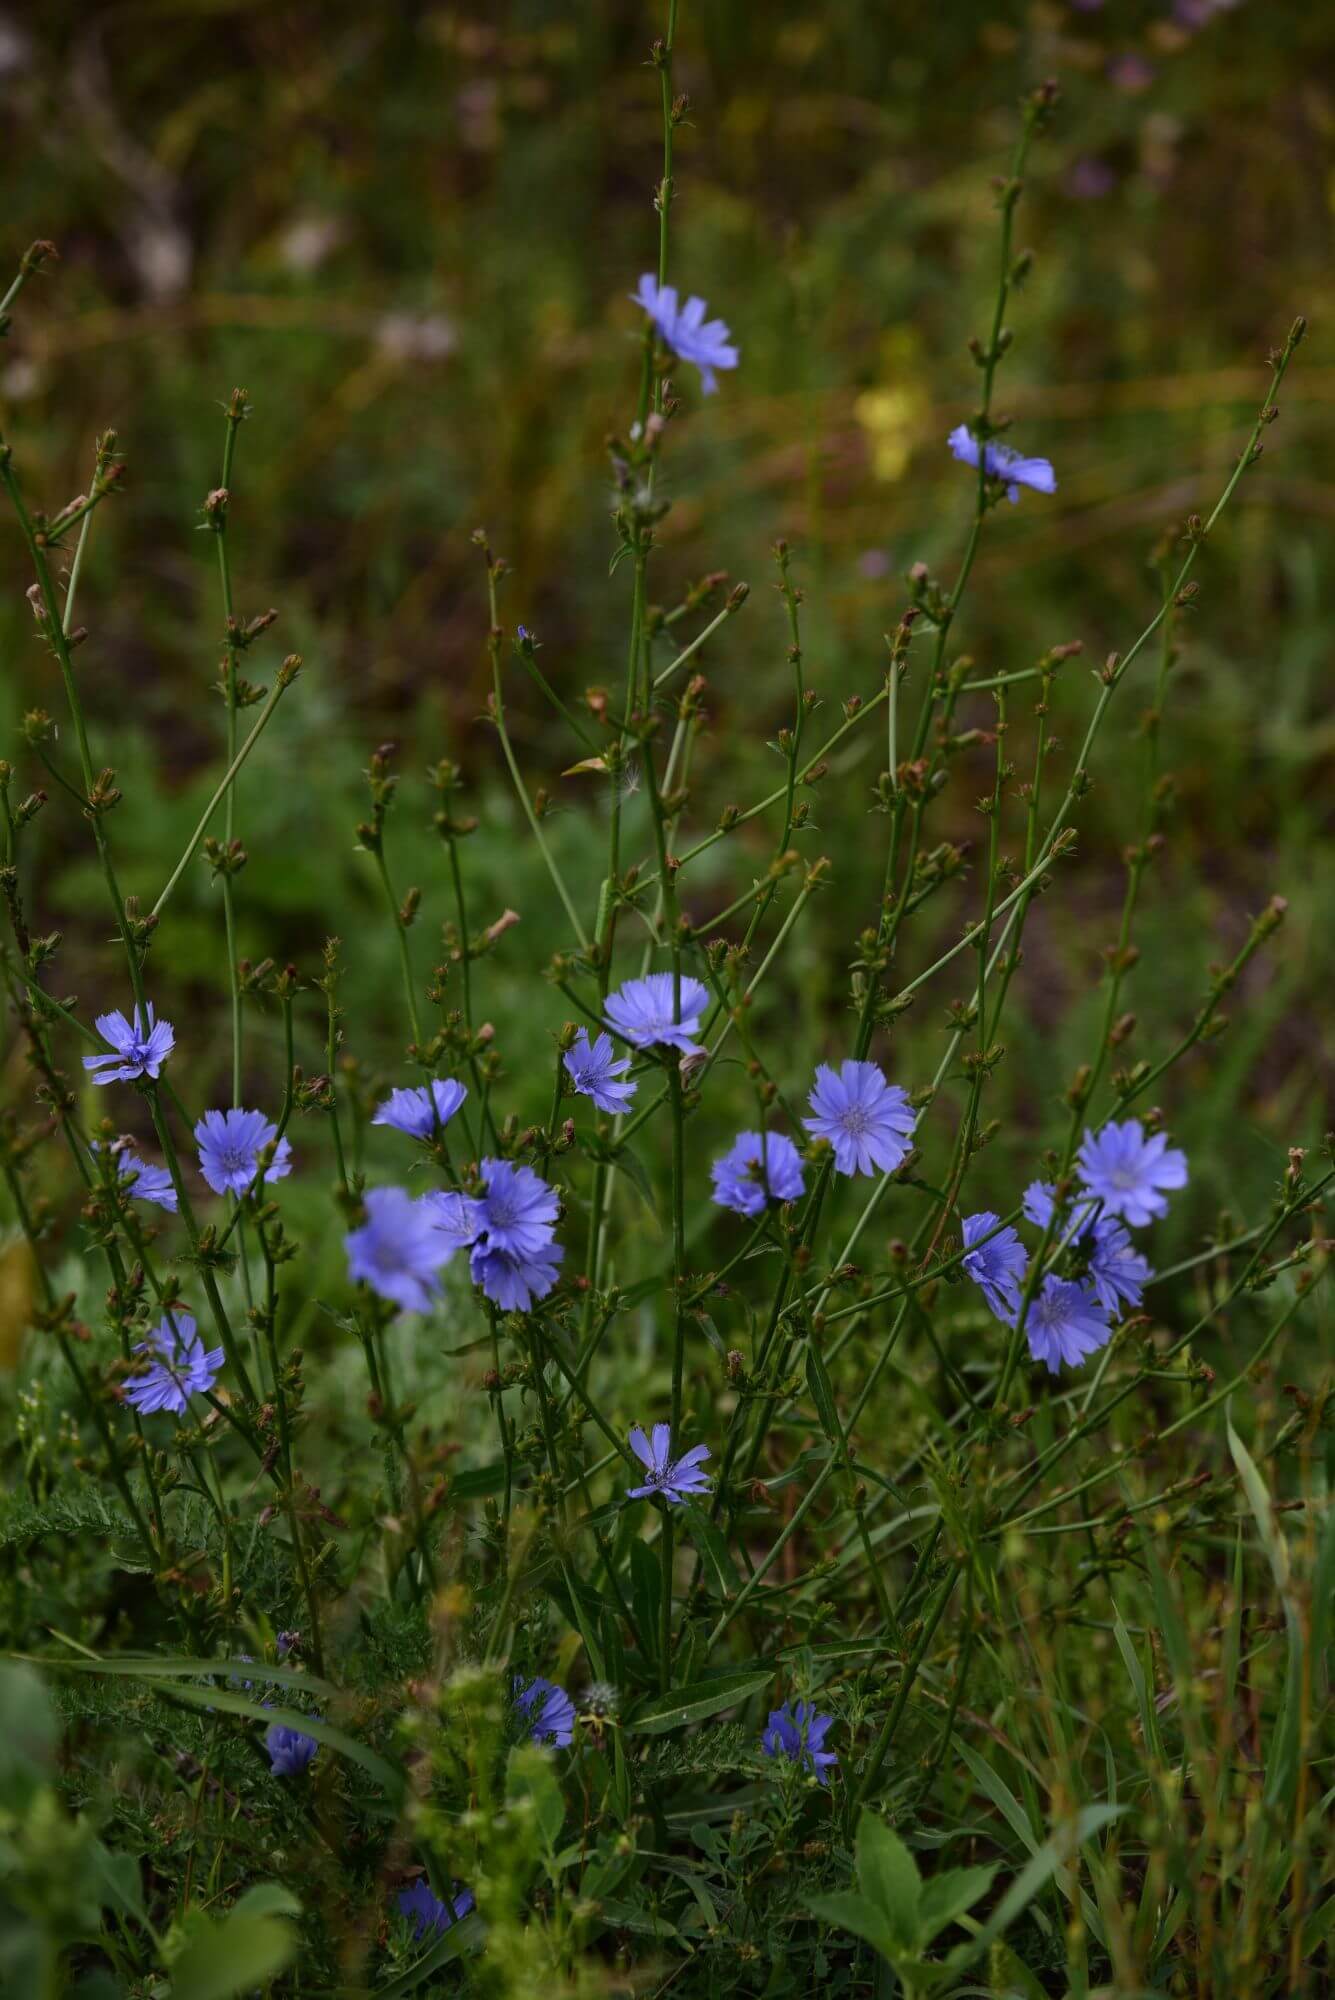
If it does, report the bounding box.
[631,274,739,394]
[960,1212,1028,1323]
[564,1029,637,1114]
[474,1158,560,1257]
[1076,1119,1188,1228]
[761,1700,838,1781]
[604,972,710,1058]
[627,1423,711,1506]
[117,1153,178,1212]
[83,1004,175,1086]
[514,1675,576,1748]
[423,1187,486,1255]
[1022,1276,1112,1374]
[123,1311,223,1416]
[804,1060,916,1178]
[194,1108,293,1198]
[1087,1216,1153,1316]
[397,1880,475,1940]
[372,1078,467,1139]
[947,424,1057,504]
[345,1187,454,1314]
[93,1141,178,1213]
[265,1720,320,1776]
[469,1239,564,1312]
[710,1131,805,1217]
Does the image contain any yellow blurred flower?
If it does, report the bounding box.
[0,1232,35,1372]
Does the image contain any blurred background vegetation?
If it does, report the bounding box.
[1,0,1332,1338]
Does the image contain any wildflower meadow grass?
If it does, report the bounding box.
[0,13,1331,2000]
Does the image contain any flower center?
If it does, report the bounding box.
[839,1106,871,1136]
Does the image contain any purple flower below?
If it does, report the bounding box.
[627,1423,711,1506]
[372,1078,467,1139]
[194,1107,293,1198]
[514,1675,576,1748]
[1022,1276,1112,1374]
[123,1311,223,1416]
[711,1131,805,1217]
[632,274,739,395]
[604,972,710,1058]
[470,1239,563,1312]
[1076,1119,1188,1228]
[397,1880,475,1940]
[947,424,1057,504]
[960,1212,1028,1323]
[761,1700,838,1782]
[265,1720,320,1776]
[804,1060,915,1179]
[345,1187,453,1314]
[83,1004,175,1086]
[564,1029,637,1114]
[1087,1217,1152,1316]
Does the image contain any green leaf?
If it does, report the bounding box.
[806,1890,898,1964]
[104,1676,405,1802]
[344,1914,482,1996]
[611,1143,659,1223]
[0,1660,57,1805]
[680,1503,743,1602]
[87,1840,148,1926]
[625,1668,772,1736]
[170,1911,297,2000]
[854,1812,922,1951]
[230,1882,302,1922]
[917,1862,996,1944]
[1228,1414,1304,1808]
[805,1342,842,1444]
[948,1803,1123,1971]
[506,1744,566,1852]
[19,1650,332,1697]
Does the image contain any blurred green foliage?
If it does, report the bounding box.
[0,0,1332,1305]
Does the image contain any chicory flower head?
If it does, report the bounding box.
[265,1720,320,1776]
[372,1078,467,1139]
[474,1158,560,1257]
[960,1212,1028,1323]
[397,1881,475,1940]
[83,1004,175,1086]
[1086,1216,1152,1316]
[947,424,1057,504]
[514,1675,576,1748]
[604,972,709,1058]
[710,1131,805,1217]
[123,1311,223,1416]
[469,1239,563,1313]
[345,1186,452,1314]
[194,1108,293,1198]
[564,1028,637,1114]
[1076,1119,1188,1228]
[761,1701,838,1781]
[94,1141,177,1213]
[423,1187,486,1255]
[627,1423,711,1506]
[1023,1276,1112,1374]
[632,274,739,394]
[804,1060,916,1179]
